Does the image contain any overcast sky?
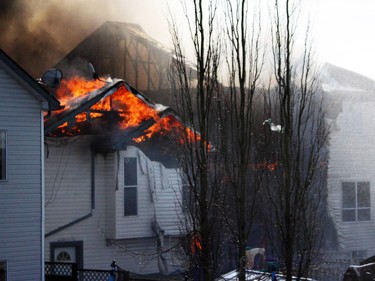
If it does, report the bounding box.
[312,0,375,80]
[121,0,375,80]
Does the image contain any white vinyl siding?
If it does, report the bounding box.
[115,147,184,239]
[44,136,92,233]
[0,67,44,280]
[327,92,375,256]
[44,141,185,274]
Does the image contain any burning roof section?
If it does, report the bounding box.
[44,76,202,155]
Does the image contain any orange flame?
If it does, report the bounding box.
[191,233,202,254]
[256,161,278,171]
[49,76,206,147]
[56,76,107,107]
[133,115,203,144]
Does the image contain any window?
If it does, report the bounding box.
[0,131,6,181]
[124,157,137,216]
[0,261,7,281]
[50,241,83,268]
[342,181,371,222]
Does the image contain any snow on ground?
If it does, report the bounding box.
[216,269,316,281]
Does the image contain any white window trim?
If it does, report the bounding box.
[124,157,138,216]
[342,181,371,222]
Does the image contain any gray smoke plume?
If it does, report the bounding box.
[0,0,101,77]
[0,0,151,77]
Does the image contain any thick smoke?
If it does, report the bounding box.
[0,0,164,78]
[0,0,121,77]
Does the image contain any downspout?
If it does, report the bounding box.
[41,111,45,281]
[91,151,95,209]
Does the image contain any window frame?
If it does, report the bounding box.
[0,130,7,181]
[342,181,371,222]
[50,241,84,269]
[124,157,138,216]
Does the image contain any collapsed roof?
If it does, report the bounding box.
[44,76,195,167]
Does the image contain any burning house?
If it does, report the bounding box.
[39,20,203,275]
[43,74,195,275]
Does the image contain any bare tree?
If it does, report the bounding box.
[168,1,226,279]
[220,1,264,280]
[259,1,330,280]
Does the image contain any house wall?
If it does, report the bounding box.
[44,137,185,274]
[0,67,44,280]
[327,91,375,258]
[153,162,185,235]
[45,136,93,234]
[115,147,184,239]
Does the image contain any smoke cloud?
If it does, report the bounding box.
[0,0,171,78]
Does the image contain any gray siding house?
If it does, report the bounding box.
[0,50,60,281]
[322,64,375,263]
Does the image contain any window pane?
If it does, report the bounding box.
[124,187,137,216]
[0,260,7,281]
[342,210,355,222]
[358,209,371,221]
[0,131,6,180]
[357,182,370,208]
[124,158,137,186]
[342,182,355,208]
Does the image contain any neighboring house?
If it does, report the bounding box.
[322,64,375,262]
[0,49,60,281]
[43,78,189,275]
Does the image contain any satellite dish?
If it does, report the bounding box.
[41,69,63,89]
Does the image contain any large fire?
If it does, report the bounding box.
[49,76,203,146]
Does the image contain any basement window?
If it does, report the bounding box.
[0,131,6,181]
[342,181,371,222]
[124,157,137,216]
